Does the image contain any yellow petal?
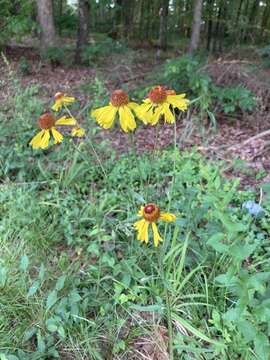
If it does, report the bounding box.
[134,219,149,244]
[119,105,136,132]
[136,103,154,124]
[51,127,63,144]
[52,100,62,112]
[30,130,48,149]
[162,103,175,124]
[167,94,190,111]
[151,105,163,125]
[71,127,85,137]
[138,207,144,217]
[128,102,139,110]
[63,96,75,103]
[151,222,162,247]
[159,212,176,222]
[55,116,76,126]
[91,105,117,129]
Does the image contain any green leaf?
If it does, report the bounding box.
[19,255,29,272]
[129,304,163,313]
[207,233,228,253]
[46,290,58,311]
[55,275,66,291]
[0,267,7,288]
[23,327,37,342]
[27,280,40,297]
[172,313,224,347]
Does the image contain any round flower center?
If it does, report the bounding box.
[148,86,167,104]
[143,203,160,222]
[166,89,176,96]
[38,113,56,129]
[54,92,64,101]
[110,90,129,107]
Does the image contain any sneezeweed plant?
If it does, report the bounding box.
[29,112,76,149]
[91,89,139,132]
[137,85,189,125]
[134,203,176,247]
[52,92,86,138]
[52,92,76,112]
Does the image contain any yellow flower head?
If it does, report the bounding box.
[71,126,85,137]
[29,112,76,149]
[137,86,189,125]
[52,92,76,112]
[134,203,176,247]
[91,89,139,133]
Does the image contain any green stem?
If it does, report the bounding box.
[129,132,144,192]
[157,248,174,360]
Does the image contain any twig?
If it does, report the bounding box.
[224,129,270,153]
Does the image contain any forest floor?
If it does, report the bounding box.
[1,44,270,191]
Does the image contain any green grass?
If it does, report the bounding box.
[0,72,270,360]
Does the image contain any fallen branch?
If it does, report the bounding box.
[224,129,270,152]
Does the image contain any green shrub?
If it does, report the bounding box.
[257,44,270,67]
[161,55,256,120]
[81,38,128,65]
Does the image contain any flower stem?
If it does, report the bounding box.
[129,132,144,191]
[157,247,174,359]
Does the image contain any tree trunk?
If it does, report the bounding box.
[206,0,214,51]
[159,0,169,51]
[75,0,90,64]
[37,0,56,50]
[188,0,203,54]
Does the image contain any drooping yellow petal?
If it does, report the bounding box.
[159,212,176,222]
[167,94,190,111]
[51,127,63,144]
[151,222,162,247]
[118,105,136,132]
[55,116,76,126]
[162,103,175,123]
[127,102,139,111]
[71,126,85,137]
[150,105,163,125]
[39,130,51,149]
[52,100,62,112]
[62,96,75,104]
[136,103,153,124]
[91,105,117,129]
[134,219,149,244]
[30,130,46,149]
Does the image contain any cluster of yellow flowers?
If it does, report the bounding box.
[30,93,85,150]
[29,86,188,246]
[92,86,189,132]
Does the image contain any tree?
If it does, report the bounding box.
[188,0,203,54]
[75,0,90,64]
[159,0,169,50]
[37,0,56,50]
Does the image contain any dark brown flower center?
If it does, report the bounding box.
[54,92,64,101]
[143,203,160,222]
[110,90,129,107]
[38,113,56,129]
[148,86,167,104]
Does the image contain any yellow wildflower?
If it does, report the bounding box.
[71,126,85,137]
[29,112,76,149]
[137,86,189,125]
[134,203,176,247]
[52,92,76,112]
[91,89,138,132]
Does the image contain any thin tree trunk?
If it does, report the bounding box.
[159,0,169,50]
[75,0,90,64]
[206,0,214,51]
[188,0,203,54]
[37,0,56,50]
